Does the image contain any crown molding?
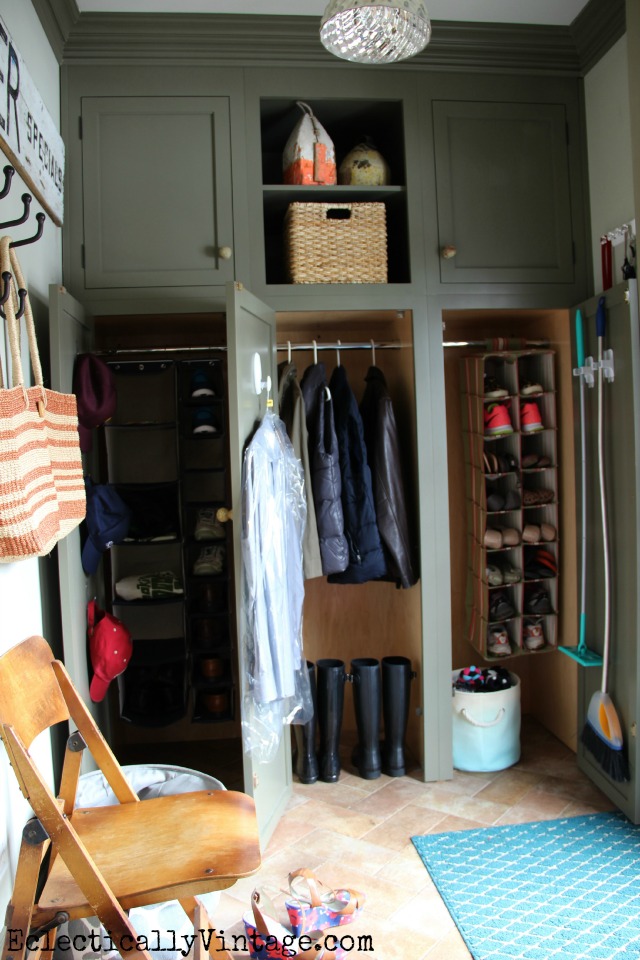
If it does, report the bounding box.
[31,0,79,63]
[571,0,626,74]
[34,0,622,75]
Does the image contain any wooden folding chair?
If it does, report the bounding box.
[0,636,261,960]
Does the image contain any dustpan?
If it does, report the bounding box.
[559,308,602,668]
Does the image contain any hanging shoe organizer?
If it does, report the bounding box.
[461,350,560,660]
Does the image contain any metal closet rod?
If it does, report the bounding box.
[277,340,405,351]
[443,338,550,348]
[95,345,226,355]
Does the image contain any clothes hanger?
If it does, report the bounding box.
[336,339,341,366]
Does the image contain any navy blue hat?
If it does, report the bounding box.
[82,479,131,575]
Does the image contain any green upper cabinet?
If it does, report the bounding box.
[81,96,234,290]
[420,74,589,304]
[62,66,250,313]
[434,100,574,284]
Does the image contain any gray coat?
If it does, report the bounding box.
[278,361,323,580]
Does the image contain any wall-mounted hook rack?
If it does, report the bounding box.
[10,213,45,248]
[0,193,32,230]
[0,166,15,201]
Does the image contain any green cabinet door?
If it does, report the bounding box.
[433,100,574,286]
[81,96,235,291]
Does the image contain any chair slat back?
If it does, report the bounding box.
[0,636,70,749]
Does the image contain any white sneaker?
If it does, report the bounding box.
[487,626,511,657]
[524,620,545,650]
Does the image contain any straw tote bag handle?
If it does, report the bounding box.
[0,237,85,562]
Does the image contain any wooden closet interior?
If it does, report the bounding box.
[94,307,424,772]
[443,307,580,752]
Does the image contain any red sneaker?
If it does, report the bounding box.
[484,402,513,437]
[521,401,544,433]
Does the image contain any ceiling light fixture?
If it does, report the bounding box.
[320,0,431,65]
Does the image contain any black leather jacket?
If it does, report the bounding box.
[359,365,418,589]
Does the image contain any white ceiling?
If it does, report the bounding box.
[74,0,591,28]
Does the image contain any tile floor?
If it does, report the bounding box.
[210,717,615,959]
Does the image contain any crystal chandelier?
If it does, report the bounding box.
[320,0,431,65]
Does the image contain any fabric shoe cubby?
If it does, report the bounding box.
[177,358,234,726]
[99,352,235,738]
[462,350,559,659]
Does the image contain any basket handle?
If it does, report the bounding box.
[325,207,352,221]
[459,707,505,728]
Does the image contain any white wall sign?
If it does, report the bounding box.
[0,16,64,225]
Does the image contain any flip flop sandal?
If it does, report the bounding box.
[523,488,555,505]
[524,559,555,580]
[244,889,327,959]
[483,451,500,475]
[534,548,557,573]
[285,868,365,937]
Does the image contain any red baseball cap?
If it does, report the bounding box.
[87,600,133,702]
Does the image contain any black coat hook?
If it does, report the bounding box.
[0,166,15,200]
[0,193,32,229]
[0,271,11,307]
[0,273,26,322]
[10,213,45,248]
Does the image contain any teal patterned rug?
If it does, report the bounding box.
[412,812,640,960]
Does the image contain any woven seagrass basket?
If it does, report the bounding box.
[284,202,387,284]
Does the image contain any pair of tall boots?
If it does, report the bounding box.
[293,656,413,783]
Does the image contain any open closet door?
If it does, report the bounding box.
[573,280,640,822]
[48,285,95,716]
[225,281,292,846]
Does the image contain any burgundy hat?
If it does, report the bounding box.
[73,354,116,453]
[87,599,133,702]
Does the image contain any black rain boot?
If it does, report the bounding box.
[316,658,345,783]
[350,658,382,780]
[381,656,413,777]
[293,660,319,784]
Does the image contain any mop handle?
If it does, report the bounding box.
[576,309,587,653]
[596,297,611,692]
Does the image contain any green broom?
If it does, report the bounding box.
[559,309,603,667]
[580,298,629,781]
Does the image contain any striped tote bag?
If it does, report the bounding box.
[0,236,85,561]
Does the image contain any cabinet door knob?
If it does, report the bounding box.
[441,245,457,259]
[218,245,232,260]
[216,507,233,523]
